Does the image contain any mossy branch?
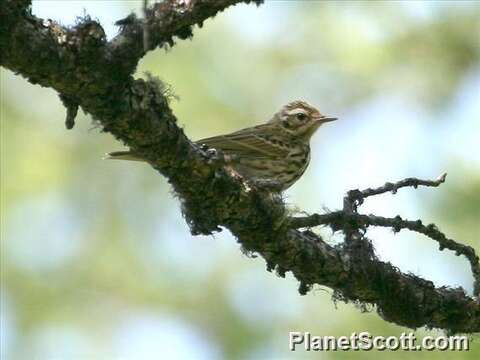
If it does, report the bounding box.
[1,0,478,334]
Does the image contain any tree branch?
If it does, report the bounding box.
[345,172,448,211]
[1,0,479,334]
[290,212,480,298]
[110,0,263,74]
[290,174,480,298]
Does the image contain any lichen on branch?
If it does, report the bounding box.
[1,0,479,334]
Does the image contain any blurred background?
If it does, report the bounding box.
[1,0,479,359]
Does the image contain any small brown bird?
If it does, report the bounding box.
[107,100,337,191]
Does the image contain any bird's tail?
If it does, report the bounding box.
[104,150,145,162]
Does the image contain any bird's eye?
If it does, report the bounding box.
[296,113,307,121]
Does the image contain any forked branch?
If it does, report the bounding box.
[289,174,480,297]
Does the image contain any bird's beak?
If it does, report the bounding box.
[315,116,337,123]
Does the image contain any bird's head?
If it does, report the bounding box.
[269,100,337,141]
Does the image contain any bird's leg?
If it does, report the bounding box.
[200,144,282,192]
[200,145,249,187]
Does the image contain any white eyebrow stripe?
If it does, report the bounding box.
[287,108,308,116]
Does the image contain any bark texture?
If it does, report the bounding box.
[1,0,479,334]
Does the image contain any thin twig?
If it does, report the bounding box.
[363,213,480,297]
[289,210,480,297]
[346,173,447,210]
[289,174,480,297]
[288,211,343,229]
[340,174,446,248]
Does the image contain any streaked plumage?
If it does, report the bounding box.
[107,100,337,191]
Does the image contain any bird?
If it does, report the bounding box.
[106,100,337,191]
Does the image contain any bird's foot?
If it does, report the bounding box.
[201,145,227,168]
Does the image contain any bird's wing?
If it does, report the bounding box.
[196,125,289,159]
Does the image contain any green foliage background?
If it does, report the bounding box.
[1,1,479,359]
